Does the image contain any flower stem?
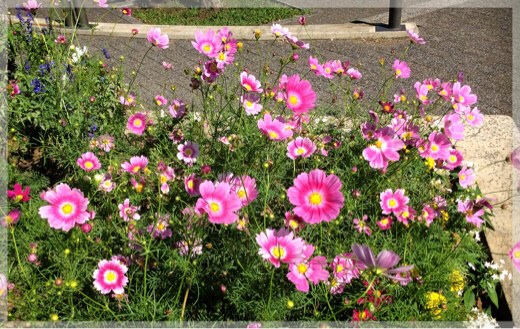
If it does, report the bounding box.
[266,267,275,315]
[10,228,30,286]
[127,45,153,94]
[77,290,120,321]
[180,286,190,321]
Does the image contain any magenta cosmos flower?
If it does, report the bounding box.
[287,244,329,293]
[1,209,21,227]
[380,188,409,216]
[39,184,90,232]
[121,155,148,174]
[406,29,426,44]
[231,175,258,206]
[147,27,169,49]
[287,169,344,224]
[185,174,202,196]
[192,29,222,58]
[257,113,293,141]
[420,131,451,161]
[195,181,242,224]
[392,59,411,79]
[362,126,405,171]
[284,74,316,114]
[451,82,477,107]
[509,240,520,273]
[240,71,263,93]
[127,112,147,135]
[93,258,128,295]
[8,183,31,202]
[177,141,199,165]
[256,228,305,268]
[118,198,141,222]
[287,137,316,159]
[352,243,414,283]
[76,152,101,172]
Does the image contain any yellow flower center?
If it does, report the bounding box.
[269,131,279,139]
[271,245,286,259]
[460,174,466,181]
[133,118,142,127]
[289,95,299,105]
[6,215,13,224]
[440,90,447,96]
[105,271,117,283]
[449,155,457,163]
[380,218,389,225]
[187,180,194,189]
[375,140,383,149]
[430,144,439,152]
[61,203,74,215]
[210,202,220,212]
[325,67,331,74]
[420,95,428,101]
[157,222,165,231]
[459,96,464,103]
[400,95,407,102]
[296,148,305,155]
[336,264,344,273]
[244,84,252,91]
[184,148,193,156]
[246,101,253,107]
[468,114,474,121]
[84,161,93,169]
[311,64,316,70]
[309,192,323,206]
[237,189,246,199]
[132,166,141,173]
[427,84,433,90]
[218,52,225,61]
[297,263,308,274]
[514,250,520,259]
[15,195,23,202]
[103,180,112,188]
[203,44,211,53]
[402,211,410,218]
[160,175,168,184]
[395,69,402,75]
[402,132,412,140]
[289,219,299,229]
[388,199,397,208]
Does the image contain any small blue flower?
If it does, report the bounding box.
[101,48,111,60]
[24,61,30,72]
[30,78,44,94]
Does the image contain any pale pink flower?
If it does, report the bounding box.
[147,27,169,49]
[406,29,426,44]
[380,189,409,216]
[195,181,242,224]
[443,114,465,141]
[39,184,90,232]
[331,253,362,284]
[241,93,263,116]
[256,228,305,268]
[121,155,148,175]
[177,141,199,165]
[464,107,484,127]
[347,68,362,80]
[162,61,173,70]
[420,204,437,227]
[511,147,520,171]
[353,215,372,235]
[76,152,101,172]
[451,82,477,107]
[93,259,128,295]
[99,174,115,192]
[147,215,172,240]
[192,29,222,58]
[457,199,485,227]
[287,244,330,293]
[392,59,410,79]
[422,131,452,161]
[1,209,21,227]
[120,93,136,106]
[118,198,140,222]
[458,166,476,188]
[240,71,263,93]
[271,24,290,38]
[169,99,186,119]
[257,113,293,141]
[97,135,115,152]
[127,112,147,135]
[414,81,430,104]
[509,240,520,273]
[96,0,108,8]
[362,126,405,171]
[287,137,316,159]
[154,95,168,106]
[286,35,310,49]
[287,169,344,224]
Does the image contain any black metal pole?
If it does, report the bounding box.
[64,0,74,27]
[72,0,90,29]
[388,0,403,30]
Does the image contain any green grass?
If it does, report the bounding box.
[132,1,307,26]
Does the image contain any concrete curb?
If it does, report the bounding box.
[19,16,417,40]
[457,115,520,325]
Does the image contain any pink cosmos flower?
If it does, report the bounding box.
[8,183,31,202]
[195,181,242,224]
[120,93,136,106]
[287,169,344,224]
[121,8,132,16]
[184,174,202,196]
[39,184,90,232]
[127,112,147,135]
[169,99,186,119]
[392,59,410,79]
[271,24,290,38]
[162,61,173,70]
[177,141,199,165]
[380,189,409,216]
[1,209,21,227]
[377,216,393,230]
[308,56,322,75]
[231,175,258,206]
[353,215,372,235]
[8,80,20,98]
[147,27,169,49]
[362,126,405,171]
[287,244,330,293]
[331,253,362,284]
[286,35,310,49]
[319,61,335,79]
[458,166,476,188]
[23,0,41,11]
[99,174,115,192]
[347,68,362,80]
[118,198,140,222]
[176,239,203,257]
[76,152,101,172]
[240,72,263,93]
[509,240,520,273]
[457,199,485,227]
[121,155,148,174]
[420,204,437,226]
[443,114,465,140]
[464,107,484,127]
[438,82,452,100]
[406,29,426,44]
[241,93,263,116]
[352,243,414,283]
[451,82,477,107]
[147,215,172,240]
[284,74,316,114]
[154,95,168,106]
[256,228,305,268]
[414,81,430,104]
[285,211,305,232]
[192,29,222,58]
[395,206,416,226]
[93,259,128,295]
[54,35,67,44]
[287,137,316,160]
[511,147,520,170]
[257,113,293,141]
[422,131,451,161]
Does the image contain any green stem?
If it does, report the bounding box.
[77,290,120,321]
[127,45,153,93]
[10,228,30,286]
[266,267,275,314]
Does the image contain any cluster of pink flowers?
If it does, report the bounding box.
[270,24,309,49]
[192,28,238,82]
[307,56,350,79]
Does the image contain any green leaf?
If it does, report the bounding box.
[463,289,475,312]
[487,282,499,308]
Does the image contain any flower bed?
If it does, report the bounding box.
[2,2,517,325]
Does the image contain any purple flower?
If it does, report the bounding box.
[352,243,414,283]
